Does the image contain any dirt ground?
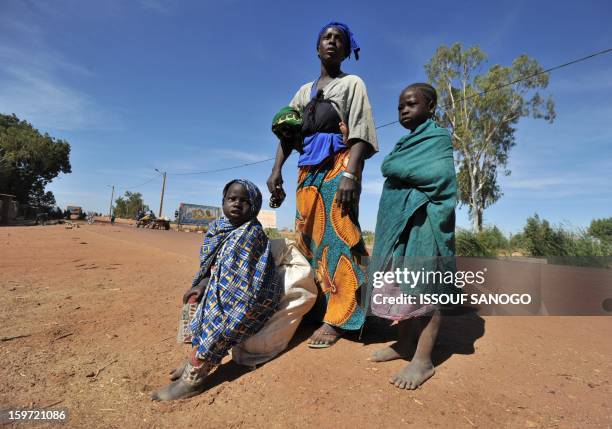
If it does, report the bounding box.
[1,224,610,428]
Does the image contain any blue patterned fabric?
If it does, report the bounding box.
[188,179,281,365]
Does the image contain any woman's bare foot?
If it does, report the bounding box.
[389,359,435,390]
[169,360,187,381]
[307,323,343,348]
[151,378,207,401]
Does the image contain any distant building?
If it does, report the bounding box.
[0,194,17,225]
[257,209,277,229]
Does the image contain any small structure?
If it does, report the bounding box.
[258,209,277,229]
[0,194,17,225]
[66,205,82,220]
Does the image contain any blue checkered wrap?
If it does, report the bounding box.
[188,180,281,365]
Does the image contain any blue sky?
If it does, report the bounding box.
[1,0,611,233]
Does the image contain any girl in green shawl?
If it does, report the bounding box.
[368,83,458,390]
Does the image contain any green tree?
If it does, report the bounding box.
[588,217,612,244]
[521,214,566,256]
[0,114,71,208]
[114,191,148,219]
[425,44,555,231]
[29,183,57,211]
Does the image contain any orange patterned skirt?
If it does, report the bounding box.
[295,150,367,330]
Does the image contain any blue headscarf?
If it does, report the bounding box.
[222,179,263,219]
[317,21,360,60]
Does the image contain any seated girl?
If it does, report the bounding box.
[152,179,283,401]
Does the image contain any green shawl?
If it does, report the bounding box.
[369,119,457,296]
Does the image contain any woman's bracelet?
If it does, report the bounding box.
[342,171,360,183]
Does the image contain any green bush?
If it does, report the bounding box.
[265,228,282,239]
[456,228,498,257]
[588,217,612,244]
[518,214,612,266]
[362,230,375,247]
[521,214,567,256]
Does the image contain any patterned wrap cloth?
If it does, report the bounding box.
[367,119,458,320]
[183,179,282,365]
[296,150,368,330]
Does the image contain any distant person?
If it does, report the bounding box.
[35,212,48,226]
[152,179,282,401]
[368,83,458,390]
[267,22,378,348]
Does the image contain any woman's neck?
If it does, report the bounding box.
[319,61,342,81]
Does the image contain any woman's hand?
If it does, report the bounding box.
[336,174,361,215]
[183,283,205,304]
[267,170,283,194]
[336,140,369,214]
[267,170,286,208]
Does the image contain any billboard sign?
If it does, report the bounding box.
[178,203,220,226]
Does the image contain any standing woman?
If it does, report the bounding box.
[267,22,378,347]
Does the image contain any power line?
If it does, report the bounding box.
[438,46,612,111]
[164,47,612,176]
[111,175,159,194]
[124,175,158,190]
[170,158,274,176]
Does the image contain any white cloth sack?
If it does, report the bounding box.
[231,238,316,366]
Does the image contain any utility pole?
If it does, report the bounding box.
[155,169,166,218]
[108,185,115,218]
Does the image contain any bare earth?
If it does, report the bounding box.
[1,224,610,428]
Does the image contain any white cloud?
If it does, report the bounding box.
[503,177,572,190]
[0,66,117,131]
[551,67,612,94]
[0,18,117,131]
[137,0,178,14]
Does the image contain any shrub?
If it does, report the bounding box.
[588,218,612,244]
[265,228,282,239]
[455,226,512,257]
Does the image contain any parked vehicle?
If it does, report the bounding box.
[136,212,170,230]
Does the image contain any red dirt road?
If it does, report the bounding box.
[1,224,610,428]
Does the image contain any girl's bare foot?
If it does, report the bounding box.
[371,319,419,362]
[370,341,415,362]
[389,359,435,390]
